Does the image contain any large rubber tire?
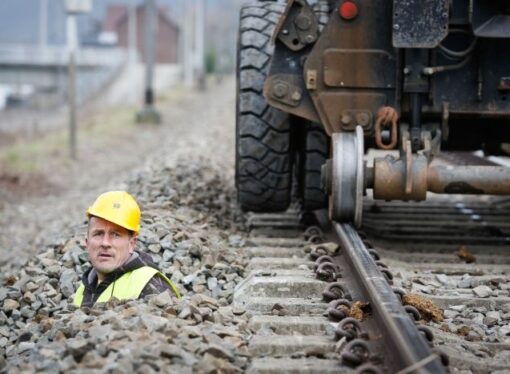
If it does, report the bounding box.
[235,1,292,212]
[300,1,330,211]
[301,122,329,210]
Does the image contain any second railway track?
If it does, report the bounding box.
[363,197,510,373]
[233,196,510,373]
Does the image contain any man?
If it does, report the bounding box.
[73,191,180,308]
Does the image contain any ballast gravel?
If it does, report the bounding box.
[0,155,253,373]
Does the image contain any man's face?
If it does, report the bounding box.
[86,216,136,281]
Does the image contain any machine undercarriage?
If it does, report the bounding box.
[236,0,510,225]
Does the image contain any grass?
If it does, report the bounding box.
[0,105,138,173]
[0,80,194,174]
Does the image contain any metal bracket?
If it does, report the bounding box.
[266,75,303,107]
[273,0,319,51]
[306,69,317,90]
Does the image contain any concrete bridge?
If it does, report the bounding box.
[0,44,127,107]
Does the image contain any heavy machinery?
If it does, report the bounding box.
[236,0,510,226]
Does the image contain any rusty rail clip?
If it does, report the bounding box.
[375,106,398,150]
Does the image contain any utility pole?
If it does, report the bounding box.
[137,0,161,124]
[175,0,185,78]
[127,0,137,64]
[183,1,194,87]
[64,0,91,160]
[195,0,206,90]
[39,0,48,49]
[66,14,78,160]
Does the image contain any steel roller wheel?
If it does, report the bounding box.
[329,126,364,227]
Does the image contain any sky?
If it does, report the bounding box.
[0,0,240,46]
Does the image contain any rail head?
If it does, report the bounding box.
[334,223,446,374]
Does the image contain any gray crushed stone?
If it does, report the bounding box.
[0,155,254,372]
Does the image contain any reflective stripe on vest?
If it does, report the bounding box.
[73,266,181,307]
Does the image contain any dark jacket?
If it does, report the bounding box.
[79,251,173,308]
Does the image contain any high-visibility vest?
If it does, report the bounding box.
[73,266,181,307]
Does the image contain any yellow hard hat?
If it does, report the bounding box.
[86,191,141,234]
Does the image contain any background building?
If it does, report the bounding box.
[100,4,179,63]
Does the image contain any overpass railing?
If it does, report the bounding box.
[0,44,127,67]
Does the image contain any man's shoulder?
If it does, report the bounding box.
[139,272,173,298]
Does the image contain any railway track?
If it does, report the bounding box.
[233,195,510,373]
[363,197,510,372]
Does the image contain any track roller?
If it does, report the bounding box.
[327,126,365,227]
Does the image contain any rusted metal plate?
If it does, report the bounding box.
[392,0,449,48]
[323,49,396,89]
[304,0,396,135]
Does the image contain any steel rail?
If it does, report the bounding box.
[334,223,446,373]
